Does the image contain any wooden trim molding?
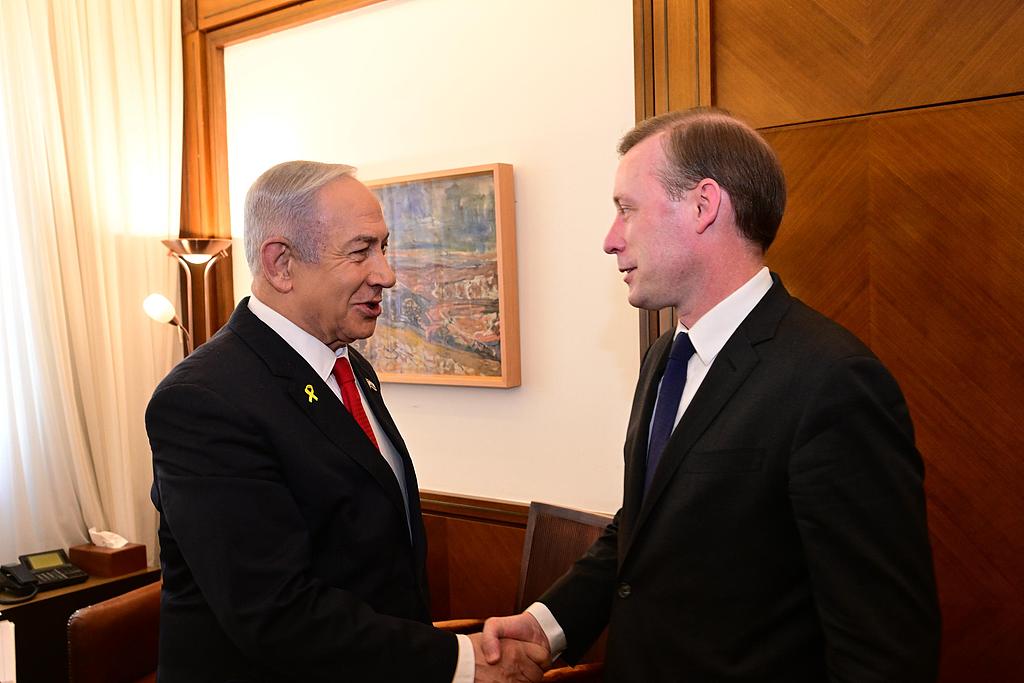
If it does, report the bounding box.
[420,490,529,527]
[198,0,304,31]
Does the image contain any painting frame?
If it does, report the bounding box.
[357,163,520,388]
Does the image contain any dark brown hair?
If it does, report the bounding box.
[619,108,787,251]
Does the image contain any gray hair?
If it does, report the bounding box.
[243,160,357,274]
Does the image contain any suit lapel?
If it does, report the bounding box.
[347,351,429,612]
[629,333,760,543]
[623,277,793,560]
[227,301,410,527]
[348,348,427,557]
[620,332,673,553]
[349,349,409,457]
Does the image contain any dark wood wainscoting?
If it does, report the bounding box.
[420,491,529,621]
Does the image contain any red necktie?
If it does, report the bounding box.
[332,356,380,450]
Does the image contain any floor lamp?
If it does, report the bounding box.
[144,238,231,355]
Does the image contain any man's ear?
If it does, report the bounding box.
[694,178,722,234]
[260,239,296,293]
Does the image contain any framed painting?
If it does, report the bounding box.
[353,163,520,387]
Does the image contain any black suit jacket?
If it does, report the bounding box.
[541,276,940,682]
[146,299,456,683]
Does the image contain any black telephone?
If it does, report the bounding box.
[0,549,88,604]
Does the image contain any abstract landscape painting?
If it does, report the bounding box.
[354,164,520,387]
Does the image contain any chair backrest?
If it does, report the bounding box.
[516,502,612,665]
[516,502,613,612]
[67,580,161,683]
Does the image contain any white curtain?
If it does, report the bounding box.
[0,1,182,565]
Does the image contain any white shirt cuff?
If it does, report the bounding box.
[525,602,567,660]
[451,633,474,683]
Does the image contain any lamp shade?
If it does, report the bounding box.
[161,238,231,262]
[143,293,177,324]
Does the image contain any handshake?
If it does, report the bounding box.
[470,612,552,683]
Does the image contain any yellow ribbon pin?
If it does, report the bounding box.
[304,385,319,403]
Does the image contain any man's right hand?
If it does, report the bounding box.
[480,613,550,666]
[470,630,548,682]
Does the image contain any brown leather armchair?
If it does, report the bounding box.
[435,502,612,682]
[67,580,160,683]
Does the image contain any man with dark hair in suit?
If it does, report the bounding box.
[482,109,941,682]
[147,161,546,682]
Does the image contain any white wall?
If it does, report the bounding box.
[223,0,637,514]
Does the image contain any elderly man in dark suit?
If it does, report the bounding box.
[482,109,941,682]
[147,161,546,683]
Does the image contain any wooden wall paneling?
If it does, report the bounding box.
[423,516,524,621]
[422,513,453,619]
[867,1,1024,112]
[763,97,1024,681]
[420,492,528,621]
[762,120,871,339]
[867,98,1024,680]
[712,0,1024,129]
[712,0,869,128]
[695,0,711,106]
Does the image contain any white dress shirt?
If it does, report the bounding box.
[527,266,775,659]
[247,295,474,681]
[654,265,774,436]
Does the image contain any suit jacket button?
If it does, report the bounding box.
[617,583,631,599]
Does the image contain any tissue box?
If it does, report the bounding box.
[69,543,147,577]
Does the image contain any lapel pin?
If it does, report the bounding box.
[304,385,319,403]
[366,379,377,392]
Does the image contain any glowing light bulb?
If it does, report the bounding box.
[143,293,177,324]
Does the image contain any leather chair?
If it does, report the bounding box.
[67,580,160,683]
[436,501,613,681]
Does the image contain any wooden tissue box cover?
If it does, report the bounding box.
[69,543,147,577]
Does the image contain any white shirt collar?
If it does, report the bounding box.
[247,294,348,380]
[680,267,773,365]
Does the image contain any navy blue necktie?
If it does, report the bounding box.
[645,332,696,495]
